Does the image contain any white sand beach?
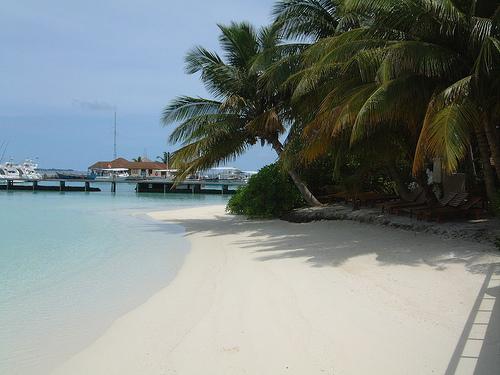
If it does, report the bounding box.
[53,204,500,375]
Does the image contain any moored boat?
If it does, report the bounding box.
[19,159,43,180]
[0,162,21,180]
[0,159,43,181]
[56,172,90,180]
[94,168,130,181]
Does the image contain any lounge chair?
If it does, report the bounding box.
[354,192,397,207]
[389,191,436,215]
[318,191,350,204]
[380,190,424,213]
[417,196,484,222]
[414,192,468,220]
[394,192,459,216]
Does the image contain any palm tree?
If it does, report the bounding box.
[132,156,142,162]
[156,152,171,167]
[161,22,321,206]
[281,0,500,202]
[272,0,427,196]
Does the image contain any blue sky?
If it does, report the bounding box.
[0,0,277,170]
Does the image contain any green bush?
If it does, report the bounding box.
[226,163,305,218]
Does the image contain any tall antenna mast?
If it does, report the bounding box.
[113,110,117,159]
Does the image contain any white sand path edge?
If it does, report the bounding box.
[52,204,500,375]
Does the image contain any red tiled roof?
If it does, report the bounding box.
[89,158,167,170]
[89,158,130,169]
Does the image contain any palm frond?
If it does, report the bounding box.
[413,101,477,173]
[245,109,285,138]
[470,16,492,48]
[168,113,241,144]
[382,40,466,80]
[218,22,259,70]
[350,76,433,144]
[439,76,472,104]
[161,96,223,124]
[272,0,339,40]
[185,47,224,75]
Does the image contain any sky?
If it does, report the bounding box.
[0,0,278,171]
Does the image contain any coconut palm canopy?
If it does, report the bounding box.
[162,23,283,174]
[275,0,500,202]
[163,0,500,206]
[162,21,321,205]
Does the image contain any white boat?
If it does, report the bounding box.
[0,159,42,181]
[18,159,42,180]
[0,162,21,180]
[202,167,245,181]
[95,168,130,181]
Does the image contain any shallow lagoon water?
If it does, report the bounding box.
[0,185,227,374]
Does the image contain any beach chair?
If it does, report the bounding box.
[355,192,397,207]
[318,191,350,204]
[394,192,458,216]
[417,196,484,222]
[389,191,435,215]
[381,190,424,213]
[415,192,467,220]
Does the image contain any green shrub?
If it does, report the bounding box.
[226,163,305,218]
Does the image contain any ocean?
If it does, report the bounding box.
[0,184,227,374]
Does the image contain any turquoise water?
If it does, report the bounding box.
[0,185,227,374]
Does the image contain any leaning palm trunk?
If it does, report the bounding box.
[474,126,498,205]
[270,139,322,207]
[287,169,323,207]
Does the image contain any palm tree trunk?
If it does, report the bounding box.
[474,126,497,204]
[484,119,500,181]
[270,139,322,207]
[287,169,323,207]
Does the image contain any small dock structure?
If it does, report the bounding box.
[0,178,245,194]
[136,179,246,194]
[0,178,101,192]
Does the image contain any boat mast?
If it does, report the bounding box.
[113,111,117,159]
[0,141,8,163]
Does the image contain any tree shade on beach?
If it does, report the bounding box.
[163,0,500,212]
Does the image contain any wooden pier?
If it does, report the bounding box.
[0,179,101,192]
[136,179,245,195]
[0,178,245,194]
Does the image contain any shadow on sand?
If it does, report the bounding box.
[146,213,499,374]
[445,263,500,375]
[148,214,494,271]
